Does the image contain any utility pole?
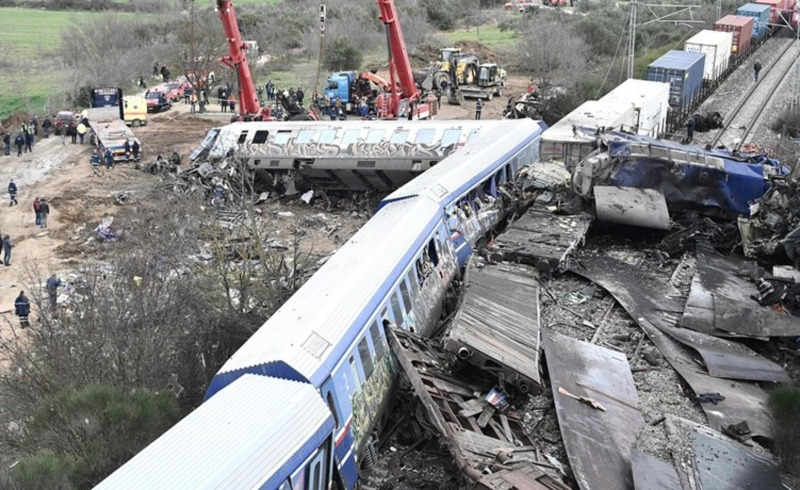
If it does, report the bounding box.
[314,4,326,97]
[627,0,637,79]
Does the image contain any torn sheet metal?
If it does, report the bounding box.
[491,210,593,273]
[630,449,681,490]
[444,262,542,394]
[696,243,800,336]
[665,416,782,490]
[572,254,773,440]
[574,129,787,218]
[543,331,644,490]
[387,328,568,489]
[594,186,670,230]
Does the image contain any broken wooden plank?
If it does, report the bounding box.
[477,404,496,429]
[458,398,487,418]
[543,331,644,490]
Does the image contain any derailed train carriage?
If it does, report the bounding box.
[190,120,511,192]
[97,118,547,490]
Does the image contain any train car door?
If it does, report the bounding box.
[320,378,357,489]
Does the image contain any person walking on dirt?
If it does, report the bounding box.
[33,197,41,226]
[90,149,101,176]
[3,235,13,266]
[686,116,696,143]
[153,62,159,77]
[77,122,87,144]
[46,274,61,310]
[8,179,17,206]
[124,140,131,163]
[39,198,49,228]
[14,291,29,328]
[132,140,140,161]
[3,133,9,156]
[475,99,483,120]
[59,123,67,145]
[228,94,236,114]
[104,148,114,171]
[14,133,24,157]
[220,89,228,113]
[190,92,197,114]
[754,61,762,82]
[27,121,35,147]
[24,129,33,153]
[41,116,51,138]
[31,115,38,137]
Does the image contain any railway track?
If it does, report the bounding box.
[708,38,799,148]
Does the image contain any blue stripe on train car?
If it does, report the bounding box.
[647,50,705,113]
[736,3,771,39]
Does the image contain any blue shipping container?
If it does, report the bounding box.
[736,3,771,39]
[647,50,705,113]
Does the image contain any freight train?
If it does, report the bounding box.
[97,118,547,490]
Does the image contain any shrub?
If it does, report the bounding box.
[772,109,800,138]
[3,452,75,490]
[768,386,800,473]
[324,37,364,71]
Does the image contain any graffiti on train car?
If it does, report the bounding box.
[240,137,460,160]
[349,354,396,451]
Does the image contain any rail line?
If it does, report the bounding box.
[710,38,799,148]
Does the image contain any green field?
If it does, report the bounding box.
[444,25,518,50]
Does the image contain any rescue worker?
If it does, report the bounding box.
[90,149,101,176]
[3,132,9,156]
[124,140,131,163]
[3,234,13,266]
[41,116,52,138]
[435,88,442,108]
[33,197,41,227]
[8,179,17,206]
[475,99,483,120]
[46,274,61,310]
[686,116,696,143]
[14,132,24,156]
[754,61,762,82]
[77,122,87,144]
[14,291,29,328]
[132,140,141,161]
[228,94,236,113]
[59,123,67,145]
[104,148,114,171]
[39,198,49,228]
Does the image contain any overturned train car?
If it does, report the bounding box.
[190,120,517,192]
[98,118,547,490]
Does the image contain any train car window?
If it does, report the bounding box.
[441,128,461,147]
[505,164,513,183]
[370,321,386,360]
[414,128,435,145]
[237,131,249,144]
[366,129,384,144]
[415,259,426,286]
[408,270,419,297]
[381,306,393,326]
[428,239,439,266]
[326,392,340,429]
[390,291,404,327]
[273,130,292,145]
[251,130,269,144]
[348,355,362,390]
[495,169,505,185]
[319,129,336,144]
[400,279,412,313]
[390,129,409,145]
[296,129,315,144]
[342,129,360,145]
[358,337,374,379]
[311,462,323,490]
[468,128,480,142]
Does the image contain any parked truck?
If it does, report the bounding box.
[84,87,143,162]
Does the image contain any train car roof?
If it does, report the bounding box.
[206,197,443,396]
[380,119,546,208]
[97,375,334,489]
[208,119,502,160]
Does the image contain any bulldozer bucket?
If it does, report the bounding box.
[447,88,463,105]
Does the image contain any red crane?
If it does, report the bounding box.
[216,0,270,120]
[375,0,434,119]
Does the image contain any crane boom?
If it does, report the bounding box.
[375,0,420,104]
[216,0,265,119]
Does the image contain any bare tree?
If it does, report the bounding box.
[514,15,589,89]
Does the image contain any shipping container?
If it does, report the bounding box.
[647,50,705,113]
[715,15,754,56]
[684,30,733,81]
[599,79,670,138]
[736,3,771,39]
[755,0,788,23]
[541,100,636,166]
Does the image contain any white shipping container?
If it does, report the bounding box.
[541,100,635,166]
[599,79,670,138]
[684,30,733,81]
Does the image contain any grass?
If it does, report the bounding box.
[444,25,518,51]
[0,8,79,57]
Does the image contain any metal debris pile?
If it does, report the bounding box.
[368,129,800,489]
